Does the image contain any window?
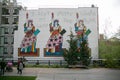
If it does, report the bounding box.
[14,26,18,30]
[12,28,14,34]
[4,37,8,44]
[0,37,2,44]
[0,28,4,35]
[4,47,8,54]
[11,47,13,54]
[0,47,4,54]
[0,37,4,45]
[2,3,7,6]
[0,28,2,35]
[13,9,19,15]
[1,16,9,24]
[4,28,9,34]
[11,37,14,44]
[13,17,18,24]
[2,8,9,15]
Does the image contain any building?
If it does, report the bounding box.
[0,0,22,58]
[14,7,99,61]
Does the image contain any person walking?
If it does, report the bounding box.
[17,59,20,74]
[17,60,23,75]
[0,58,6,75]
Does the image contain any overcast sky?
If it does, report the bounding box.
[17,0,120,38]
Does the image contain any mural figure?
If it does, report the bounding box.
[19,12,40,55]
[45,13,66,56]
[74,13,91,51]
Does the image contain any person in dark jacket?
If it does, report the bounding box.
[17,60,23,75]
[0,59,6,75]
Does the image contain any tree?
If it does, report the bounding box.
[63,31,78,65]
[80,39,91,66]
[63,31,91,66]
[99,40,120,68]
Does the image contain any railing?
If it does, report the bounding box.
[24,60,67,67]
[3,59,67,67]
[1,58,120,67]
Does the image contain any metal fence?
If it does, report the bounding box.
[1,58,120,67]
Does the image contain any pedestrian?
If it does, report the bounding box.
[17,59,20,74]
[6,61,13,72]
[17,60,23,75]
[0,58,6,75]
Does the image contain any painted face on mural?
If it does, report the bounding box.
[78,20,84,28]
[53,20,59,29]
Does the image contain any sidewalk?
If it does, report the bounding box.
[4,67,120,80]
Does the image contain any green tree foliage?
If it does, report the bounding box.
[63,31,91,66]
[99,40,120,59]
[80,40,91,66]
[63,31,78,65]
[99,40,120,68]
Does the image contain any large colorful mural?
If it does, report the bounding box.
[75,13,91,51]
[18,12,40,57]
[14,8,99,59]
[44,13,66,57]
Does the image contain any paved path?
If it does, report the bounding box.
[3,67,120,80]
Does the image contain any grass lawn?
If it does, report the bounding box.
[0,76,36,80]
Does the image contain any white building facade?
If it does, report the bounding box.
[14,7,99,60]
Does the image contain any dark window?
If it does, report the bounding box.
[4,47,8,54]
[0,46,4,54]
[0,37,4,45]
[4,37,8,44]
[12,28,14,34]
[11,52,13,54]
[11,37,14,44]
[0,38,1,44]
[4,28,9,34]
[14,26,18,30]
[1,17,9,24]
[13,17,18,24]
[11,47,13,54]
[0,28,2,35]
[2,3,7,6]
[2,8,9,15]
[13,9,19,15]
